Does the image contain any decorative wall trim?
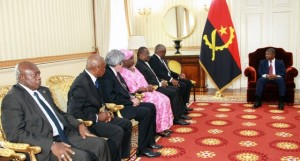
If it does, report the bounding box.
[0,52,94,69]
[148,46,201,51]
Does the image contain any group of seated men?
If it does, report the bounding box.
[1,44,194,161]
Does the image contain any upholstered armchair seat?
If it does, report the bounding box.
[244,47,298,105]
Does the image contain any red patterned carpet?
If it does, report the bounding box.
[131,102,300,161]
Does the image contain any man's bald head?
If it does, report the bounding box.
[16,61,41,90]
[86,54,106,78]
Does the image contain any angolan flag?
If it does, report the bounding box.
[200,0,241,92]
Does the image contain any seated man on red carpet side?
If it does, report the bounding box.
[252,48,286,110]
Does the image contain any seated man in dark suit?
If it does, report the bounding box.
[99,49,162,158]
[252,48,286,110]
[1,61,111,161]
[67,54,132,161]
[149,44,193,112]
[136,46,191,125]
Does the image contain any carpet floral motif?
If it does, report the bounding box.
[275,132,293,137]
[207,128,224,134]
[195,102,211,106]
[188,112,206,118]
[239,141,258,148]
[280,156,300,161]
[173,126,198,134]
[215,113,228,118]
[236,114,262,120]
[265,109,288,114]
[196,151,216,159]
[233,129,265,138]
[157,146,185,158]
[137,102,300,161]
[266,122,296,129]
[206,119,233,126]
[212,107,235,112]
[228,150,268,161]
[269,140,300,152]
[168,137,185,143]
[271,115,286,120]
[241,122,256,127]
[195,136,228,147]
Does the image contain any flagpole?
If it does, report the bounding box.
[215,91,222,98]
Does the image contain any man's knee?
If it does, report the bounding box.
[72,149,93,161]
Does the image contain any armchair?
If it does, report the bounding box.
[167,59,196,102]
[0,85,41,161]
[244,47,298,105]
[46,75,132,126]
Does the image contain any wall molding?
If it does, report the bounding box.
[0,52,95,69]
[147,46,201,51]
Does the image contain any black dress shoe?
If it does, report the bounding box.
[157,131,170,137]
[185,107,193,111]
[174,119,190,125]
[252,102,262,108]
[148,143,163,149]
[183,111,189,115]
[137,149,161,157]
[180,114,192,120]
[165,129,173,134]
[278,102,284,110]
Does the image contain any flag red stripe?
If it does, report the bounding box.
[207,0,241,69]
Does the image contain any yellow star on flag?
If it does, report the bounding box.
[218,26,227,36]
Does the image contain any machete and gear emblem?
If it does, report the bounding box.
[203,26,235,61]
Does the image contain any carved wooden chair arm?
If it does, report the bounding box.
[77,119,93,127]
[0,147,27,160]
[0,141,41,161]
[105,103,124,118]
[135,93,145,102]
[152,85,158,90]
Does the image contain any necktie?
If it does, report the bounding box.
[116,73,132,96]
[33,92,70,144]
[269,61,273,75]
[161,59,171,76]
[95,80,100,89]
[145,62,160,83]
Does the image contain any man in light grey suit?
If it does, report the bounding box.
[1,61,111,161]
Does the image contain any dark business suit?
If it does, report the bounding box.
[99,65,157,152]
[1,84,110,161]
[136,59,185,120]
[149,54,192,103]
[67,71,132,161]
[256,59,286,96]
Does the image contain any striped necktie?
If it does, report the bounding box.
[33,92,71,144]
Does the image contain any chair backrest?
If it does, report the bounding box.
[248,47,293,72]
[0,85,12,141]
[167,60,181,74]
[46,75,75,112]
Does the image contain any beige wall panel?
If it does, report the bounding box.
[0,0,95,61]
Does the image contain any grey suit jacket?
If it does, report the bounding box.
[1,84,81,160]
